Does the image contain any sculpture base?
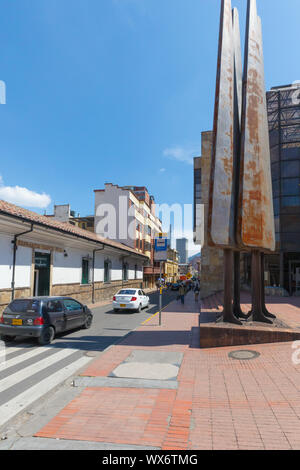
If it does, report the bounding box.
[199,316,300,349]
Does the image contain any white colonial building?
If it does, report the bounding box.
[0,200,148,313]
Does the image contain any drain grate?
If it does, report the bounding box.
[228,350,260,361]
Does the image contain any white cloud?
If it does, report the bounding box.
[0,177,51,209]
[159,168,166,173]
[163,145,200,166]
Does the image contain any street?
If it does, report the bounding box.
[0,290,178,431]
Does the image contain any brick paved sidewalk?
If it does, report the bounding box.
[36,292,300,450]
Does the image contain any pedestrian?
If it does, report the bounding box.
[179,283,185,305]
[194,284,200,303]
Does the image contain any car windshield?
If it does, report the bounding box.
[5,299,41,314]
[117,290,137,295]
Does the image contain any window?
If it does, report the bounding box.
[6,299,40,314]
[281,178,300,197]
[271,162,280,180]
[104,259,111,283]
[118,289,136,295]
[63,299,82,311]
[272,180,280,198]
[281,147,300,161]
[281,197,300,208]
[47,300,63,313]
[281,161,300,178]
[81,258,89,285]
[134,264,138,279]
[273,198,280,216]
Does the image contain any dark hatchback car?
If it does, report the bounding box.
[0,297,93,345]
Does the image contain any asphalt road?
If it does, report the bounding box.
[0,289,178,431]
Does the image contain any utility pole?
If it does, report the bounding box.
[159,262,162,326]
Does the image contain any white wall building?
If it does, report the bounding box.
[0,200,147,313]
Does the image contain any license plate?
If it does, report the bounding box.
[120,304,126,308]
[12,319,22,326]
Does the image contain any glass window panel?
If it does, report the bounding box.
[272,180,280,198]
[281,178,300,196]
[270,144,279,162]
[269,131,279,149]
[273,198,280,216]
[281,147,300,161]
[281,160,300,178]
[271,162,280,180]
[281,196,300,208]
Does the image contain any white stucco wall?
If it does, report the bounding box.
[0,234,31,289]
[0,230,144,291]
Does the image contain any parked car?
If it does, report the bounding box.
[0,297,93,345]
[171,283,180,291]
[113,289,150,313]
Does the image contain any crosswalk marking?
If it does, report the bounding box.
[0,355,91,428]
[0,344,32,361]
[0,348,77,391]
[0,345,58,371]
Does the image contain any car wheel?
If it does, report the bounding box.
[83,315,93,329]
[114,308,119,312]
[136,303,142,313]
[0,335,16,342]
[38,326,55,346]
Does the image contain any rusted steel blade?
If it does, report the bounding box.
[208,0,236,248]
[237,0,275,251]
[232,7,242,128]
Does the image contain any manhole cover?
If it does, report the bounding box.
[228,350,260,360]
[84,351,99,357]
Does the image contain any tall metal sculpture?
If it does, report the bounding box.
[208,0,276,325]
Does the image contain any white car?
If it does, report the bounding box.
[113,289,150,313]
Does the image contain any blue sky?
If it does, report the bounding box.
[0,0,299,254]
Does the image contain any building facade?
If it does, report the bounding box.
[0,200,147,314]
[163,248,179,283]
[193,131,224,299]
[94,183,162,288]
[265,84,300,295]
[175,238,188,264]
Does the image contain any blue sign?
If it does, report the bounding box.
[154,238,167,252]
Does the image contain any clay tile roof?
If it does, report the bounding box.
[0,200,148,258]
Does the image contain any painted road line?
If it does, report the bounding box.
[0,345,58,371]
[0,348,77,391]
[142,299,173,325]
[0,355,91,428]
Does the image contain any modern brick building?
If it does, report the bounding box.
[94,183,162,288]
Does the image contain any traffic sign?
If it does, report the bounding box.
[154,236,168,261]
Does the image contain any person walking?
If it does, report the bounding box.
[194,283,200,303]
[179,283,185,305]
